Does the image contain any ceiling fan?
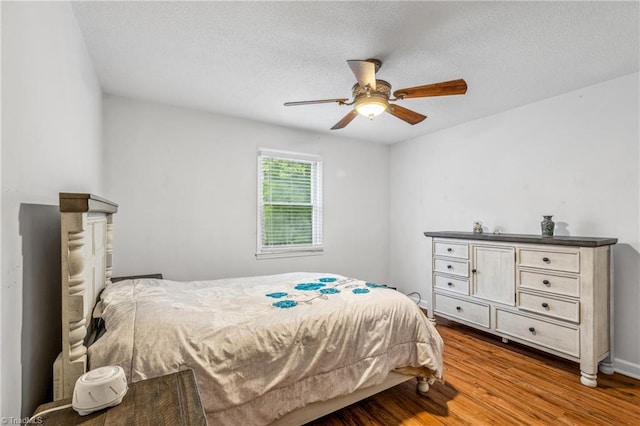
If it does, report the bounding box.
[284,59,467,130]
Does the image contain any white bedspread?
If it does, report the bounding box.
[88,272,443,425]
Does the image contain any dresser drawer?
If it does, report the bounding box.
[518,292,580,323]
[434,274,469,295]
[434,240,469,259]
[435,293,489,328]
[434,258,469,277]
[519,270,580,297]
[495,309,579,357]
[518,248,580,273]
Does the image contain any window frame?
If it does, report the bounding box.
[256,148,323,259]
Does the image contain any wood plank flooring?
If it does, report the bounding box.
[307,319,640,425]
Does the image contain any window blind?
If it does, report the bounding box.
[257,149,323,257]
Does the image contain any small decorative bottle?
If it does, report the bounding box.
[473,221,483,234]
[541,215,555,237]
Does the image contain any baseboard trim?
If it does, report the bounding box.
[615,358,640,380]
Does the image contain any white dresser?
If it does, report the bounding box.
[424,231,617,387]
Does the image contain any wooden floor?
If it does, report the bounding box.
[307,319,640,425]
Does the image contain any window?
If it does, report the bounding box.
[257,148,323,258]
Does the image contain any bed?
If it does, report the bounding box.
[53,193,444,425]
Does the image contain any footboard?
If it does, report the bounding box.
[53,193,118,400]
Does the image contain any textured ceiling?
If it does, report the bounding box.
[72,1,639,144]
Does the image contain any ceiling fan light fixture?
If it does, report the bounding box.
[354,93,388,119]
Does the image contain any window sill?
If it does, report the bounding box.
[256,249,324,260]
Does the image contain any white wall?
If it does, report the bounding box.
[1,2,103,418]
[103,95,390,285]
[390,73,640,377]
[0,1,3,418]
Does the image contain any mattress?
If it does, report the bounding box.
[88,272,444,425]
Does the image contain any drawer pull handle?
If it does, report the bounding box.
[542,257,550,263]
[447,265,453,269]
[447,282,453,286]
[471,269,477,274]
[541,302,549,309]
[542,279,550,286]
[528,327,536,333]
[456,306,462,311]
[447,248,453,252]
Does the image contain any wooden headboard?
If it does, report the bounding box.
[53,193,118,400]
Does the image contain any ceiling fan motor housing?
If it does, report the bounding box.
[351,79,391,98]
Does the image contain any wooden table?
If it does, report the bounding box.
[33,369,207,425]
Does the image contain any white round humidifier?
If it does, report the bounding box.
[72,365,128,416]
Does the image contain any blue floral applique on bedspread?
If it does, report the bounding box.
[266,292,288,298]
[266,276,389,308]
[294,283,326,291]
[273,300,298,309]
[365,282,387,288]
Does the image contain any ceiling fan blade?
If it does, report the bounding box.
[393,79,467,99]
[284,98,348,106]
[347,60,376,91]
[386,104,427,125]
[331,110,359,130]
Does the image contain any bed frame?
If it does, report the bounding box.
[53,193,118,400]
[53,193,428,423]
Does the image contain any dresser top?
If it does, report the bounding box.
[423,231,617,247]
